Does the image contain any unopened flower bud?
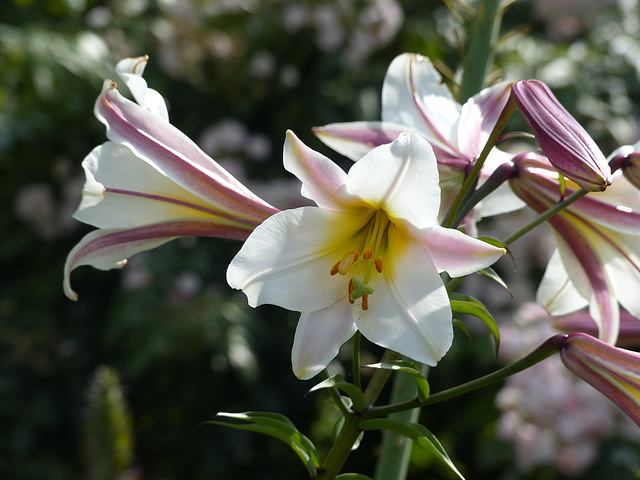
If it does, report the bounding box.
[511,80,612,191]
[560,332,640,427]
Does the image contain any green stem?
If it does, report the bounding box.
[503,188,589,245]
[317,350,401,480]
[321,369,352,419]
[458,0,502,103]
[444,96,517,229]
[363,335,566,418]
[373,365,428,480]
[352,332,362,391]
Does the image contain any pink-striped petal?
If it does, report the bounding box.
[381,53,460,158]
[64,218,253,300]
[561,332,640,426]
[458,81,513,158]
[95,81,278,222]
[312,121,408,161]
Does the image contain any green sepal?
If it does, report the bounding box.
[208,411,321,478]
[363,360,429,402]
[449,292,500,355]
[359,418,465,480]
[308,374,366,412]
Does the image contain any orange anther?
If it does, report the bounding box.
[337,250,360,275]
[363,248,373,259]
[374,258,383,273]
[362,295,369,311]
[330,261,340,276]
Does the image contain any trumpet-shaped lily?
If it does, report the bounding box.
[227,131,505,379]
[313,53,524,223]
[509,153,640,346]
[511,80,612,191]
[64,57,278,300]
[560,332,640,427]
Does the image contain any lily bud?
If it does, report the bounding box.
[560,332,640,427]
[511,80,612,191]
[608,140,640,189]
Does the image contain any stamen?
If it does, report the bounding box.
[330,261,340,276]
[362,295,369,311]
[374,258,383,273]
[337,250,360,275]
[348,278,355,304]
[363,248,373,259]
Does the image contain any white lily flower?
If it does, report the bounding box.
[64,57,278,300]
[313,53,524,225]
[227,131,505,379]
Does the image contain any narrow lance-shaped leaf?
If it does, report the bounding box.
[308,374,366,412]
[208,412,321,478]
[449,292,500,354]
[363,361,430,402]
[359,418,465,480]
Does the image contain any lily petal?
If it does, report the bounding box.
[382,53,460,156]
[561,332,640,426]
[283,130,352,210]
[353,226,452,366]
[458,81,513,158]
[537,249,589,315]
[226,207,373,311]
[292,301,357,380]
[115,56,169,121]
[75,142,256,229]
[346,133,440,230]
[422,225,505,277]
[64,219,251,300]
[312,121,408,161]
[96,81,277,222]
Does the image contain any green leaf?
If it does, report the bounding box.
[478,267,512,298]
[308,374,366,412]
[449,292,500,355]
[209,411,321,478]
[363,361,429,402]
[478,235,515,267]
[359,419,465,480]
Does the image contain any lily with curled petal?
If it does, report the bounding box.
[64,57,278,300]
[560,332,640,427]
[227,131,505,379]
[313,53,524,224]
[509,153,640,346]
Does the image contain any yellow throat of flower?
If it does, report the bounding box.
[330,210,389,310]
